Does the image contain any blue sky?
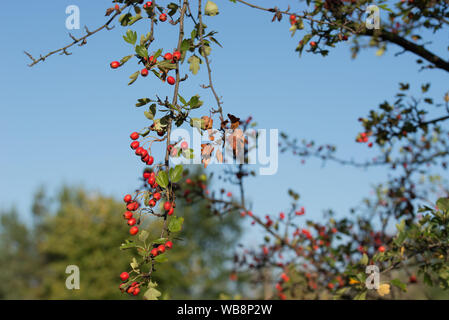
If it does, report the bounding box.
[1,1,448,240]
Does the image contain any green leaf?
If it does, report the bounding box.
[178,94,187,105]
[135,45,148,58]
[144,287,161,300]
[119,13,132,26]
[130,257,139,271]
[120,55,134,65]
[156,171,169,189]
[205,1,219,16]
[182,149,194,159]
[360,253,368,265]
[154,253,168,263]
[168,216,184,233]
[144,104,156,120]
[139,230,149,242]
[128,71,139,85]
[437,198,449,212]
[170,165,183,183]
[390,279,407,292]
[128,14,142,26]
[187,55,201,75]
[123,29,137,45]
[136,98,152,107]
[152,238,167,245]
[156,60,177,70]
[120,240,137,250]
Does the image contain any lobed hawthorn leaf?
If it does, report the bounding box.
[156,171,169,189]
[188,55,201,75]
[168,216,184,233]
[123,29,137,45]
[170,165,183,183]
[144,287,161,300]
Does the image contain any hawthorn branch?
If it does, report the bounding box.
[160,0,188,239]
[24,7,124,67]
[233,0,357,33]
[198,0,227,160]
[362,29,449,73]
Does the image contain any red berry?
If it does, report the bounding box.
[123,211,133,220]
[120,272,129,281]
[140,149,148,158]
[164,201,172,211]
[127,286,135,294]
[123,194,132,203]
[327,283,334,290]
[378,246,385,253]
[186,178,192,184]
[110,61,120,69]
[149,199,156,207]
[310,41,317,47]
[159,13,167,22]
[135,147,144,156]
[164,53,173,60]
[151,248,158,257]
[130,132,139,140]
[129,226,139,235]
[167,76,175,85]
[143,172,151,179]
[115,4,120,11]
[127,201,139,211]
[127,218,137,226]
[131,141,139,150]
[142,154,150,163]
[148,177,156,186]
[147,156,154,165]
[409,275,417,283]
[132,287,140,296]
[153,192,161,201]
[157,245,166,254]
[168,207,174,216]
[173,51,181,61]
[165,241,173,249]
[143,1,152,9]
[141,68,149,77]
[281,273,290,282]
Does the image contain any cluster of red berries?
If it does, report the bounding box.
[150,240,173,258]
[356,132,373,147]
[130,132,154,165]
[123,194,140,235]
[141,2,165,22]
[119,272,141,296]
[289,14,297,25]
[295,207,305,216]
[276,272,290,300]
[139,50,181,85]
